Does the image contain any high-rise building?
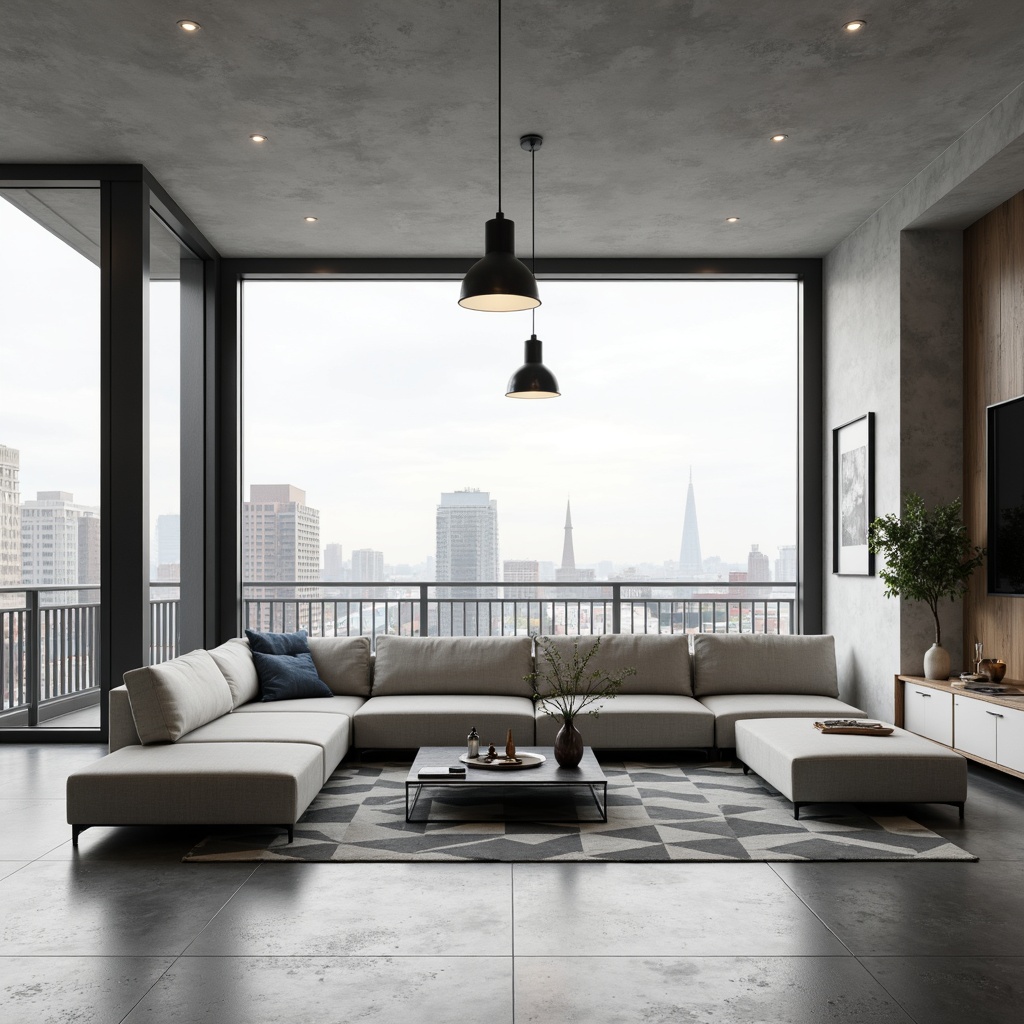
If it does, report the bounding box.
[775,544,797,585]
[20,491,100,587]
[77,513,101,585]
[323,543,345,582]
[504,559,539,600]
[242,484,320,628]
[154,514,180,580]
[351,548,384,582]
[0,444,20,587]
[747,544,771,581]
[678,468,703,579]
[435,489,499,600]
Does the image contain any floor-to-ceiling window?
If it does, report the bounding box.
[240,278,799,639]
[0,189,102,730]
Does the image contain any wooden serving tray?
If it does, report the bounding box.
[814,722,894,736]
[459,752,547,770]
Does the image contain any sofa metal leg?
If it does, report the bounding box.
[793,803,802,820]
[740,762,749,775]
[72,825,87,847]
[286,825,294,844]
[956,802,965,821]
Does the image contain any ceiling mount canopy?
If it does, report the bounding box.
[506,133,560,399]
[458,0,540,312]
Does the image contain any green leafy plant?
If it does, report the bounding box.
[867,494,985,645]
[527,634,635,724]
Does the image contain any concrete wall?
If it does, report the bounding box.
[823,84,1024,719]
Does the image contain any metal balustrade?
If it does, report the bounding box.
[0,579,798,725]
[242,580,797,650]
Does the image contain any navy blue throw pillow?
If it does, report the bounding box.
[245,628,310,656]
[252,651,333,702]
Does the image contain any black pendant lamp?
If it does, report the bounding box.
[506,134,560,399]
[459,0,540,312]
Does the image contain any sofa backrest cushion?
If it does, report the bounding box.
[691,633,839,697]
[244,628,310,655]
[533,634,693,696]
[372,635,534,697]
[307,635,373,697]
[209,637,260,708]
[123,649,233,744]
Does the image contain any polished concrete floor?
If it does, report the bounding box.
[2,744,1024,1023]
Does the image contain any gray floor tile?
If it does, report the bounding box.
[860,956,1024,1024]
[0,860,256,956]
[512,863,849,956]
[0,862,29,881]
[0,955,173,1024]
[42,823,216,861]
[0,798,75,859]
[185,862,513,956]
[0,744,106,799]
[515,956,914,1024]
[771,861,1024,955]
[123,955,513,1023]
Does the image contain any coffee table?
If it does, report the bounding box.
[405,745,608,823]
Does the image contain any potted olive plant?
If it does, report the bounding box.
[528,635,636,768]
[868,494,985,680]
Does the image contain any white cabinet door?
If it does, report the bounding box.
[954,694,998,761]
[996,703,1024,774]
[904,684,953,745]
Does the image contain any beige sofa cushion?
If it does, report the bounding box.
[208,638,260,708]
[123,649,233,744]
[372,635,534,697]
[698,693,866,747]
[535,694,714,748]
[533,634,692,696]
[307,635,372,696]
[66,742,323,826]
[353,694,536,747]
[692,634,839,698]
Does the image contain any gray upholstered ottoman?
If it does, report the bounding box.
[734,718,968,820]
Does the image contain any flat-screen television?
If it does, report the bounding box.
[988,394,1024,595]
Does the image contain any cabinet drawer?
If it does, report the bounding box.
[996,702,1024,774]
[954,694,998,761]
[903,683,953,745]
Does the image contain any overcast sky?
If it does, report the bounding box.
[0,195,798,573]
[244,279,798,568]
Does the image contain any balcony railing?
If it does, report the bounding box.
[1,579,798,725]
[0,584,183,725]
[242,580,798,649]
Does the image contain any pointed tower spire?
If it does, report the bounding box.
[678,468,702,578]
[561,499,576,571]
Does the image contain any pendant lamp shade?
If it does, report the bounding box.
[506,334,560,398]
[459,213,541,311]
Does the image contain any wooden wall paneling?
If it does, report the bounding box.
[963,191,1024,678]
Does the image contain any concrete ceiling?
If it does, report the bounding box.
[2,0,1024,259]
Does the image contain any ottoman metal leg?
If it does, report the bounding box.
[793,803,802,820]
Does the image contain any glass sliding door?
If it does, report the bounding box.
[0,188,102,730]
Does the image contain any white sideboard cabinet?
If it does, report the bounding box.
[896,675,1024,781]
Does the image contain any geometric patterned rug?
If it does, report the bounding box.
[183,761,976,863]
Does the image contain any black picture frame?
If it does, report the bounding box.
[832,412,875,576]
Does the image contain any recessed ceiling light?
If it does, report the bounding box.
[249,133,268,143]
[844,19,866,32]
[725,216,740,223]
[177,19,201,32]
[303,216,318,223]
[770,134,788,143]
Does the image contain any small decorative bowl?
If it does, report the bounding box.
[979,659,1007,682]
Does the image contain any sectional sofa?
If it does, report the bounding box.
[66,631,865,844]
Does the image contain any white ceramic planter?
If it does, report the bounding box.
[923,643,951,681]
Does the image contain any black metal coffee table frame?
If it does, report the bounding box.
[405,745,608,823]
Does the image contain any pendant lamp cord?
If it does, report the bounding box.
[531,142,536,334]
[493,0,497,211]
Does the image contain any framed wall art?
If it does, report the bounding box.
[832,412,874,576]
